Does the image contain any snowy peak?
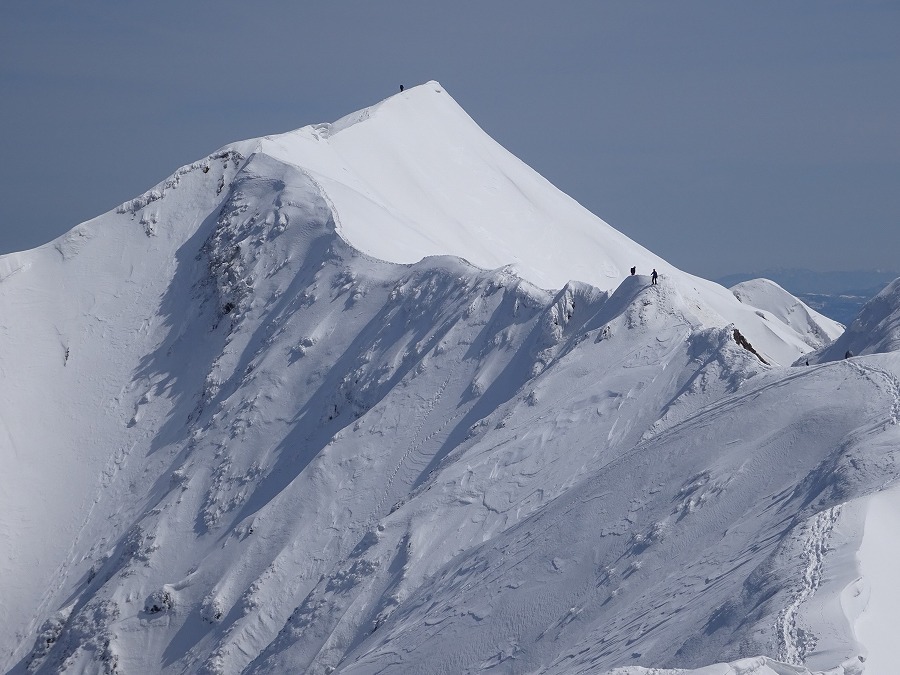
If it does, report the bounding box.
[313,80,448,138]
[252,81,663,292]
[730,278,843,350]
[4,79,837,369]
[242,83,829,367]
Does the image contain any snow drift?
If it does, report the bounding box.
[0,82,896,675]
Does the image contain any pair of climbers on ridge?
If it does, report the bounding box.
[629,266,659,285]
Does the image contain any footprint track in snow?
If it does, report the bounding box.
[369,374,453,522]
[775,504,841,664]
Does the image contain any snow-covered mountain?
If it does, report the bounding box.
[730,278,844,351]
[1,82,897,675]
[718,269,898,326]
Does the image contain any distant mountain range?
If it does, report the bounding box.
[717,269,899,325]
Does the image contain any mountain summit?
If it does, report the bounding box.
[251,81,660,291]
[120,81,840,366]
[1,82,896,675]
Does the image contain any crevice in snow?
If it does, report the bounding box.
[733,327,769,365]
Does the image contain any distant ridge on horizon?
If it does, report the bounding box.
[717,267,899,295]
[717,267,900,325]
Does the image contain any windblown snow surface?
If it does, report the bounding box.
[1,82,897,675]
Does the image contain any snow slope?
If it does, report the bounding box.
[855,483,900,674]
[0,149,248,669]
[2,82,897,675]
[312,355,899,675]
[730,278,844,350]
[806,278,900,364]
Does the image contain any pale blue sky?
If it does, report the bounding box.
[1,1,898,278]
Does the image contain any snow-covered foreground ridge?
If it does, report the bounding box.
[0,82,897,674]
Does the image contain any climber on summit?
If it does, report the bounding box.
[651,269,658,285]
[630,266,636,276]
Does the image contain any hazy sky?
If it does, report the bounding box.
[1,1,898,279]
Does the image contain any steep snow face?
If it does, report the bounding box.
[0,150,247,666]
[730,278,844,350]
[808,277,900,364]
[201,81,828,368]
[255,81,655,291]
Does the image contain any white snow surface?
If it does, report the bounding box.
[855,483,900,674]
[1,82,898,675]
[730,278,844,351]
